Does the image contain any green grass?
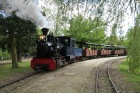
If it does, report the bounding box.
[0,62,32,80]
[119,61,140,92]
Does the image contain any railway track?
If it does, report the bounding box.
[95,58,124,93]
[0,71,44,92]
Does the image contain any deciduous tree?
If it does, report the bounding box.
[0,14,37,68]
[64,15,106,43]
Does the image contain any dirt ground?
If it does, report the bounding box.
[4,56,126,93]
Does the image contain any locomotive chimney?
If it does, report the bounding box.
[41,28,49,36]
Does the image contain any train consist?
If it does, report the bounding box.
[31,28,127,71]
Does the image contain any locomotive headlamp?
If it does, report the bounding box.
[40,35,45,40]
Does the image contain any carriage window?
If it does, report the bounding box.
[56,38,60,43]
[65,39,68,44]
[72,40,75,47]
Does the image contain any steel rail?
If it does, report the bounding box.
[95,61,109,93]
[0,71,42,89]
[107,60,119,93]
[95,58,125,93]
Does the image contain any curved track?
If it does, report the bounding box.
[95,58,124,93]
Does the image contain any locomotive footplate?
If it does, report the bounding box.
[35,64,49,71]
[31,58,57,71]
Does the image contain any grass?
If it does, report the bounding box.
[119,61,140,92]
[0,62,32,80]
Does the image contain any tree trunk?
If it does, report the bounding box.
[11,33,19,68]
[17,48,22,62]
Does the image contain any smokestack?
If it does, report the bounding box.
[41,28,49,36]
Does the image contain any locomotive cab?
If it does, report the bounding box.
[56,36,82,62]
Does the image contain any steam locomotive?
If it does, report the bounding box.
[31,28,82,70]
[31,28,127,71]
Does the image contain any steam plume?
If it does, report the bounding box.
[2,0,47,27]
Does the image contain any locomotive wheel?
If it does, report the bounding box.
[56,59,63,68]
[33,66,38,71]
[33,68,37,71]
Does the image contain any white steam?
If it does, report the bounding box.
[3,0,47,27]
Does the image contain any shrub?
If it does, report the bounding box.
[2,51,11,60]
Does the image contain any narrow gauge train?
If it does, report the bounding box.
[31,28,127,71]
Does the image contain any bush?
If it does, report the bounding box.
[2,51,11,60]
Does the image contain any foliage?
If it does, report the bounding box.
[63,15,106,43]
[125,28,134,47]
[1,50,11,60]
[118,36,126,45]
[126,14,140,74]
[106,23,119,44]
[0,48,11,60]
[0,14,37,52]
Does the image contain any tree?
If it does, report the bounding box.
[15,20,37,62]
[63,15,106,43]
[106,23,119,45]
[126,14,140,74]
[41,0,69,36]
[0,14,37,68]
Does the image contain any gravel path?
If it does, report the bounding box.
[0,56,127,93]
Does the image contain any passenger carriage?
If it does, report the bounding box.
[111,45,126,56]
[76,42,98,60]
[96,44,112,57]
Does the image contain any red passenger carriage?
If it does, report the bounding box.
[96,44,112,57]
[111,45,126,56]
[76,42,98,60]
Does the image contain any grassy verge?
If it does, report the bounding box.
[119,61,140,91]
[0,62,32,80]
